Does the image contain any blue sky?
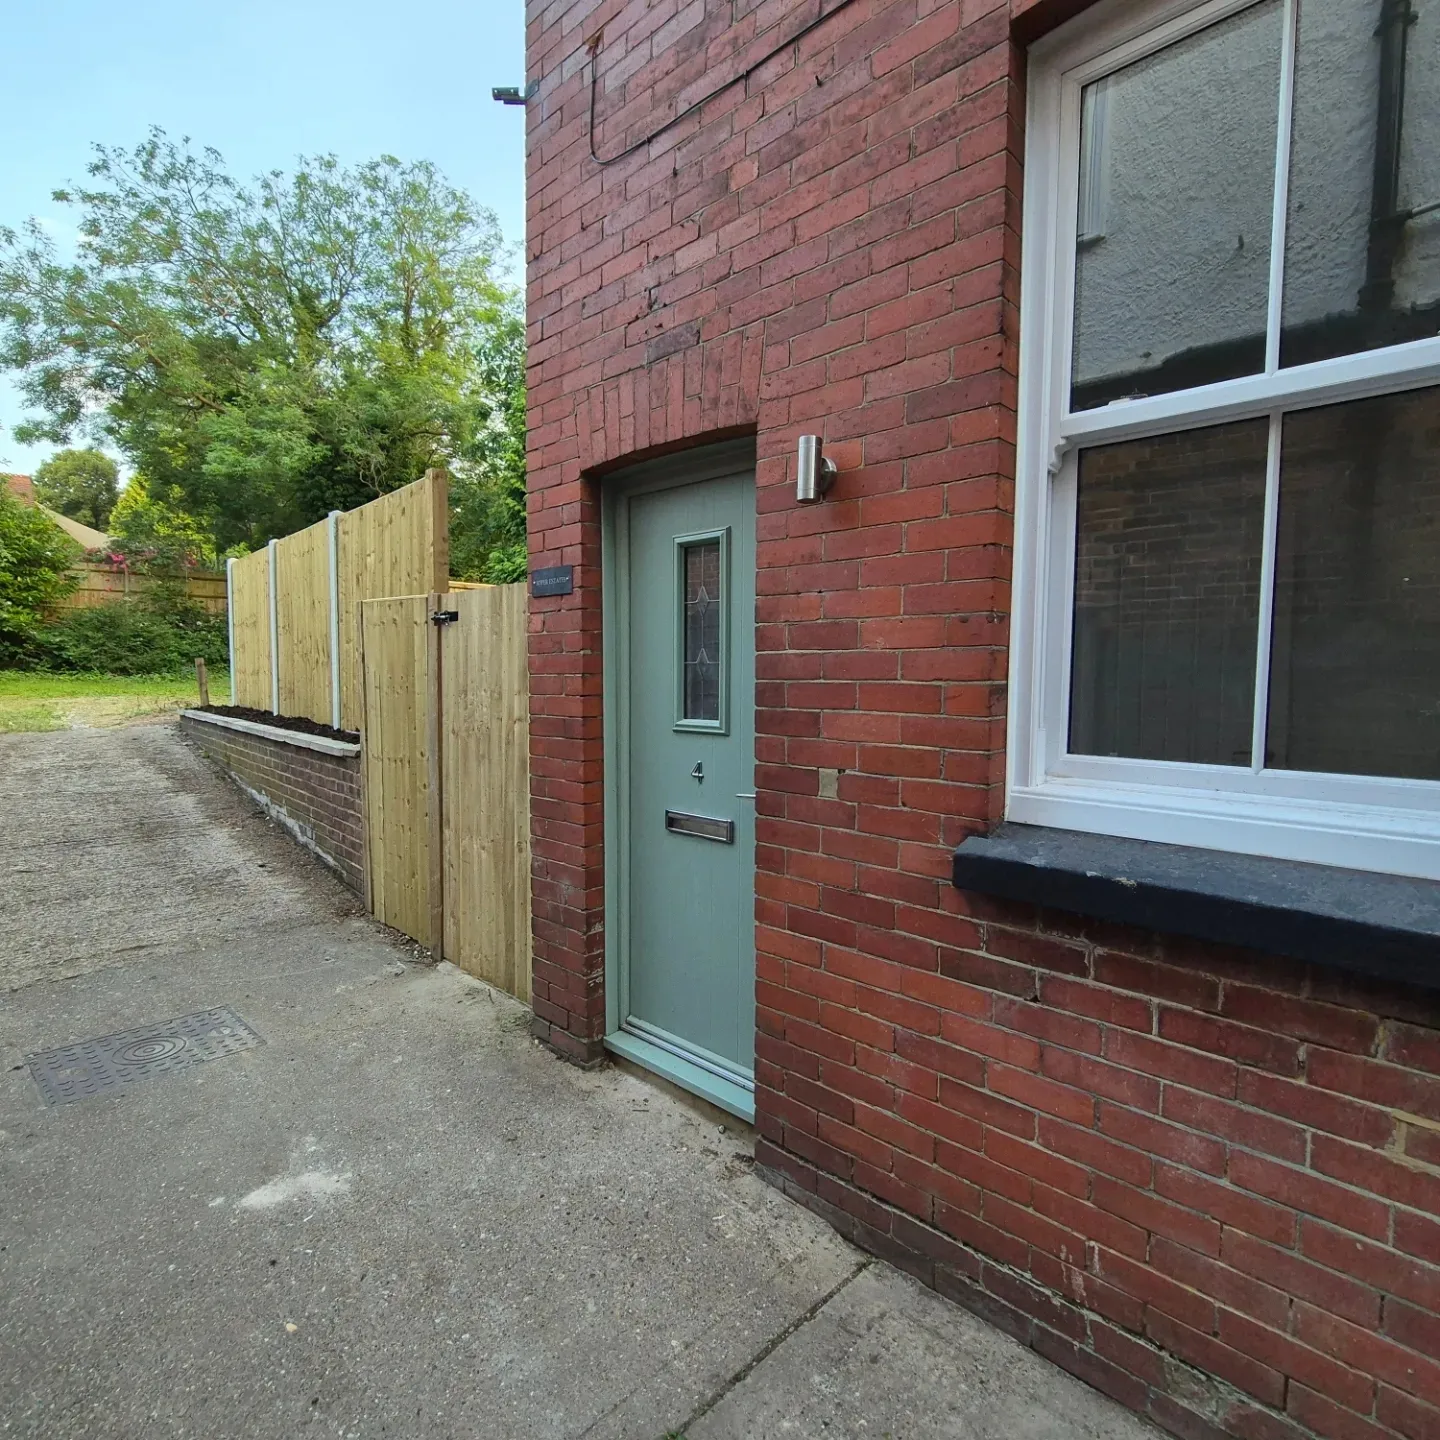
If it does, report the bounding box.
[1,0,527,476]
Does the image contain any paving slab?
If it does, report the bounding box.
[0,723,1163,1440]
[687,1264,1158,1440]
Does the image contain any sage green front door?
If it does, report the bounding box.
[607,455,756,1118]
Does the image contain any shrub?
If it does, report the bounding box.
[37,602,228,676]
[143,582,229,669]
[0,485,80,666]
[481,539,527,584]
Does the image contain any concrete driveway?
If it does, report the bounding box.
[0,722,1158,1440]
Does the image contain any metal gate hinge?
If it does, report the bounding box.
[430,610,459,626]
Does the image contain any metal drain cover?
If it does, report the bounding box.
[26,1006,264,1106]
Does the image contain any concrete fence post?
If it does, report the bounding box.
[267,538,280,714]
[328,510,342,731]
[225,555,237,705]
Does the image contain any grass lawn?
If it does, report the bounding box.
[0,671,229,733]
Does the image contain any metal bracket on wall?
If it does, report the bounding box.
[430,610,460,626]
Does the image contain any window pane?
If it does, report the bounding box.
[683,540,722,722]
[1265,388,1440,779]
[1071,1,1282,411]
[1070,421,1270,764]
[1281,0,1440,367]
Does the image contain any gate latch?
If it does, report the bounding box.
[430,609,460,626]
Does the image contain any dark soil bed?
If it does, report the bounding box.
[196,705,359,744]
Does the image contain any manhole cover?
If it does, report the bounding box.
[26,1006,264,1106]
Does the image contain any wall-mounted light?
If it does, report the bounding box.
[796,435,836,505]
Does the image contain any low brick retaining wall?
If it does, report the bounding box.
[179,710,364,893]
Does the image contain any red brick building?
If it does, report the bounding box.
[522,1,1440,1438]
[5,473,38,505]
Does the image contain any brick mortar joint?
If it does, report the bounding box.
[178,722,363,893]
[757,1157,1304,1440]
[530,1013,607,1069]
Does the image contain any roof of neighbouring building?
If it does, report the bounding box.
[42,506,112,550]
[4,473,112,548]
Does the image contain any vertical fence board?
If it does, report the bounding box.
[361,594,434,946]
[426,591,446,961]
[338,470,448,730]
[440,585,532,1001]
[225,468,446,728]
[230,548,272,709]
[276,518,333,722]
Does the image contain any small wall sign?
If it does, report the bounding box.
[530,564,574,598]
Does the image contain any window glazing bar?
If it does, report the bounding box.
[1250,412,1284,774]
[1264,0,1299,374]
[1059,333,1440,447]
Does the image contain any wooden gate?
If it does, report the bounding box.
[360,585,531,1001]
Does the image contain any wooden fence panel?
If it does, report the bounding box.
[57,565,228,614]
[224,468,446,725]
[230,548,271,709]
[441,585,531,1001]
[361,594,435,947]
[276,518,332,723]
[338,470,448,730]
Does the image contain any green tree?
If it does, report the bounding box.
[0,130,517,552]
[33,448,120,530]
[0,484,79,664]
[450,309,527,583]
[106,474,214,572]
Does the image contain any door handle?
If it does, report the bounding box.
[735,792,756,800]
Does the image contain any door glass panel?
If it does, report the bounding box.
[1266,387,1440,779]
[1070,0,1282,411]
[683,540,722,722]
[1281,0,1440,367]
[1069,419,1270,765]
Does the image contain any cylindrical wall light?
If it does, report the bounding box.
[796,435,837,504]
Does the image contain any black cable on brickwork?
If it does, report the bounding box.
[587,0,861,165]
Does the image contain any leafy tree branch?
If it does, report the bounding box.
[0,129,526,577]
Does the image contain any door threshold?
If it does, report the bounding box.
[605,1030,756,1122]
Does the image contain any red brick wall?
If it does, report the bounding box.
[526,0,1023,1060]
[756,910,1440,1440]
[523,3,1440,1439]
[180,715,364,893]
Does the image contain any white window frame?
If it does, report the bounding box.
[1009,0,1440,882]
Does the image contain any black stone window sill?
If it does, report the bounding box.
[952,824,1440,987]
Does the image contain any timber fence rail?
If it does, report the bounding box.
[226,469,449,727]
